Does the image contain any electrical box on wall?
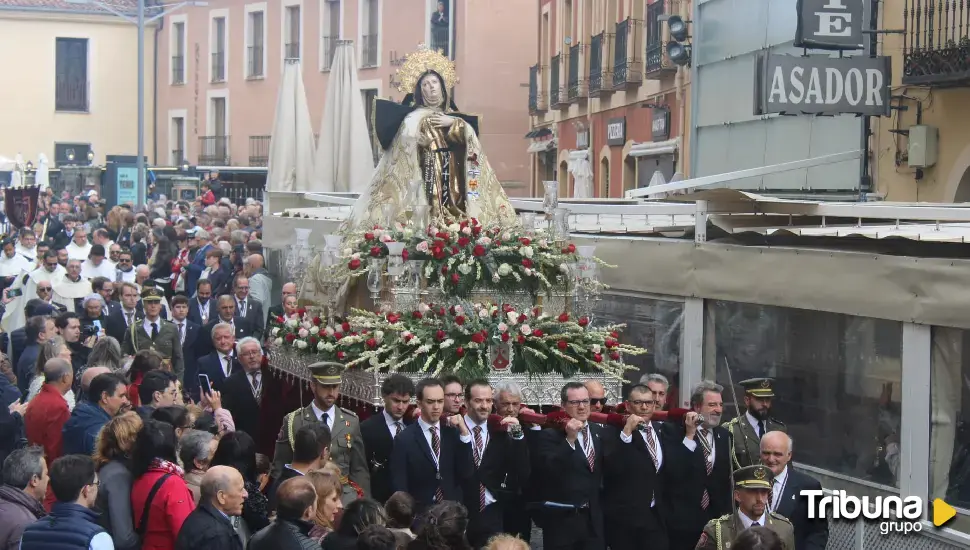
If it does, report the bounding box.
[908,125,939,168]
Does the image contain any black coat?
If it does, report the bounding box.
[221,367,266,440]
[603,420,670,530]
[187,298,216,326]
[661,424,733,534]
[249,518,319,550]
[174,502,243,550]
[234,298,265,339]
[197,352,242,392]
[390,421,474,510]
[360,411,408,504]
[173,319,202,399]
[774,468,829,550]
[461,423,531,512]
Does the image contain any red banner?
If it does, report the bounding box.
[5,185,39,229]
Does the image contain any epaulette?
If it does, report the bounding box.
[771,417,787,426]
[339,406,358,417]
[769,512,793,524]
[714,513,732,522]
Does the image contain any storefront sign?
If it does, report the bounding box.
[115,166,139,206]
[652,109,670,141]
[754,53,891,117]
[607,117,626,146]
[794,0,863,51]
[577,130,589,149]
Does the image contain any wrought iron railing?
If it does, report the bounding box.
[211,51,225,82]
[567,43,585,100]
[529,64,539,113]
[362,34,379,67]
[172,55,185,84]
[198,136,230,165]
[646,0,678,76]
[550,54,561,106]
[247,46,264,78]
[249,135,270,167]
[590,32,604,94]
[903,0,970,85]
[613,17,643,88]
[285,42,300,59]
[321,36,338,71]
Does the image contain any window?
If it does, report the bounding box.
[361,0,379,67]
[211,16,226,82]
[285,5,301,59]
[247,11,265,78]
[428,0,454,59]
[931,328,970,528]
[172,22,186,84]
[171,117,185,165]
[705,301,902,489]
[55,38,88,112]
[595,294,683,389]
[362,88,379,163]
[321,0,340,71]
[54,143,92,167]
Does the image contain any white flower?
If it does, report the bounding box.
[298,328,309,338]
[591,344,601,354]
[458,263,472,275]
[480,306,491,318]
[286,318,299,328]
[274,338,283,346]
[343,248,353,256]
[524,268,533,277]
[416,241,429,253]
[539,239,548,247]
[477,236,492,246]
[497,263,512,276]
[351,252,361,260]
[295,340,308,349]
[301,321,313,330]
[519,246,534,258]
[272,327,280,336]
[418,303,430,313]
[324,326,335,336]
[403,228,414,239]
[453,305,464,315]
[560,263,569,273]
[520,324,532,336]
[497,322,508,332]
[380,233,393,243]
[440,339,454,349]
[448,223,460,233]
[317,341,327,351]
[506,311,518,325]
[416,345,431,354]
[461,226,472,235]
[402,330,413,339]
[309,326,320,335]
[370,356,380,366]
[375,330,385,342]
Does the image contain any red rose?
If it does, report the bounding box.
[335,332,344,340]
[501,332,510,342]
[522,258,533,268]
[557,340,568,350]
[298,308,307,316]
[454,315,465,325]
[364,232,375,240]
[502,303,513,313]
[309,336,319,347]
[458,237,470,247]
[578,317,590,327]
[567,243,576,253]
[610,351,620,361]
[561,247,570,254]
[449,305,457,315]
[387,313,401,324]
[341,322,351,332]
[594,353,603,362]
[348,259,361,270]
[456,347,465,358]
[370,246,382,257]
[460,220,469,229]
[451,273,460,284]
[312,316,322,326]
[451,246,460,255]
[433,247,445,260]
[472,225,482,235]
[517,335,526,344]
[606,338,617,349]
[441,266,448,274]
[532,329,543,337]
[519,237,531,246]
[366,338,377,349]
[402,249,409,261]
[276,316,284,324]
[610,331,619,339]
[560,313,571,323]
[337,351,346,360]
[491,310,498,318]
[438,307,446,316]
[436,232,450,241]
[436,330,446,340]
[471,332,485,344]
[412,311,423,319]
[473,245,486,256]
[518,314,527,323]
[285,334,296,343]
[404,333,413,342]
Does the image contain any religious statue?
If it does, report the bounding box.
[346,45,517,231]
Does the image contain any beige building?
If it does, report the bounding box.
[873,6,970,202]
[155,0,535,194]
[0,0,155,170]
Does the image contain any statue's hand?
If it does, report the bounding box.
[417,134,432,148]
[430,113,457,129]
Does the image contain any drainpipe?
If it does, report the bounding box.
[153,21,161,166]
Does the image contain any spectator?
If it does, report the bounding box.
[78,366,111,403]
[307,471,343,543]
[138,371,181,418]
[210,430,270,535]
[62,372,129,456]
[55,312,90,379]
[151,406,193,439]
[0,447,48,550]
[322,498,388,550]
[23,358,73,463]
[731,525,785,550]
[385,492,416,540]
[94,411,143,550]
[127,349,164,409]
[249,477,320,550]
[25,336,75,410]
[357,526,398,550]
[255,453,271,493]
[179,429,217,503]
[130,420,196,550]
[482,534,529,550]
[87,336,123,373]
[268,424,332,509]
[20,454,111,550]
[15,316,48,397]
[408,501,471,550]
[174,466,247,550]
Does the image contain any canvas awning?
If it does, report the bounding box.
[527,139,557,154]
[629,137,681,157]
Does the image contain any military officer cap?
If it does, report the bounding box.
[141,286,164,302]
[735,465,774,490]
[309,361,344,385]
[739,377,775,398]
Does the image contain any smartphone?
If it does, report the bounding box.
[7,288,23,298]
[198,374,213,396]
[92,320,102,335]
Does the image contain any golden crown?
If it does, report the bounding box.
[395,44,458,94]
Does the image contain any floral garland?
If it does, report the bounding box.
[268,301,644,380]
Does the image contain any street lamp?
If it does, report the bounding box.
[66,0,207,208]
[87,150,95,164]
[66,149,76,163]
[180,159,190,173]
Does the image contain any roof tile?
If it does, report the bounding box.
[0,0,143,15]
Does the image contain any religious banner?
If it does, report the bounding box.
[4,185,39,229]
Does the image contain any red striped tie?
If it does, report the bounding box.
[430,426,443,502]
[473,426,486,511]
[700,428,712,510]
[582,425,595,471]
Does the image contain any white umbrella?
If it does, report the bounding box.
[10,153,23,188]
[266,59,317,192]
[312,40,375,193]
[35,153,50,191]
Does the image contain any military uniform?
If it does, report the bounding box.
[723,378,786,469]
[695,465,796,550]
[272,361,371,505]
[122,287,184,381]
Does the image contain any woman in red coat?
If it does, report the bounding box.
[130,419,196,550]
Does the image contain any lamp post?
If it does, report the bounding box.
[66,0,207,208]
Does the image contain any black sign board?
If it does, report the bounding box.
[607,117,626,146]
[794,0,863,51]
[753,53,891,117]
[651,109,670,141]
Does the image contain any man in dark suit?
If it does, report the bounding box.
[534,381,606,550]
[221,337,266,439]
[761,431,829,550]
[196,322,241,391]
[390,377,473,512]
[360,374,415,504]
[231,275,264,340]
[105,282,140,343]
[199,296,252,357]
[91,277,122,318]
[461,379,530,549]
[265,282,297,322]
[169,295,202,399]
[603,384,670,550]
[182,230,212,298]
[663,381,733,550]
[187,279,215,326]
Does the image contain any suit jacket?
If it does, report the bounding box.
[187,298,215,326]
[390,420,473,510]
[603,420,669,530]
[360,411,411,504]
[723,414,787,469]
[461,422,531,517]
[173,319,202,398]
[197,351,242,391]
[267,304,283,322]
[197,317,252,357]
[103,301,122,318]
[774,468,829,550]
[662,424,733,533]
[105,308,138,343]
[221,367,266,440]
[120,318,185,381]
[234,297,265,339]
[182,245,212,297]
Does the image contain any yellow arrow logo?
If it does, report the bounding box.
[933,498,957,527]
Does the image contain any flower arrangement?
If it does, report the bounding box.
[267,301,644,380]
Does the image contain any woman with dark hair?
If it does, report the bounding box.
[731,526,785,550]
[150,405,192,439]
[130,228,149,266]
[126,349,164,409]
[129,419,195,550]
[407,501,470,550]
[149,226,179,292]
[322,498,388,550]
[210,430,270,536]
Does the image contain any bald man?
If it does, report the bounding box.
[245,254,272,320]
[176,465,248,550]
[79,366,112,402]
[266,282,297,323]
[585,379,608,413]
[249,477,319,550]
[760,431,828,550]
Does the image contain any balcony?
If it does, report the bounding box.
[247,46,264,78]
[529,64,548,115]
[321,35,338,71]
[198,136,230,165]
[361,34,378,68]
[567,44,587,102]
[589,32,615,98]
[172,55,185,84]
[645,0,679,78]
[249,135,270,167]
[285,42,300,59]
[903,0,970,86]
[612,17,643,89]
[550,54,561,107]
[211,51,225,82]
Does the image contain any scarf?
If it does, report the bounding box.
[150,458,185,477]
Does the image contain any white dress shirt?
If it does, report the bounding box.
[739,510,766,529]
[311,401,337,432]
[121,308,137,326]
[747,411,765,436]
[464,414,497,508]
[384,410,404,439]
[217,351,235,377]
[142,317,161,337]
[237,298,248,315]
[771,465,789,513]
[682,427,716,466]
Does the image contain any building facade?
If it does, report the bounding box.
[155,0,535,194]
[0,0,156,171]
[526,0,691,198]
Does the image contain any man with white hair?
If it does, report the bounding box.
[175,465,248,550]
[51,259,92,313]
[641,373,671,411]
[760,431,829,550]
[221,337,265,439]
[494,380,539,543]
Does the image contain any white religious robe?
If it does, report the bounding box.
[115,268,137,284]
[0,253,30,278]
[66,241,92,261]
[81,259,116,280]
[15,245,36,263]
[51,275,92,313]
[1,265,66,331]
